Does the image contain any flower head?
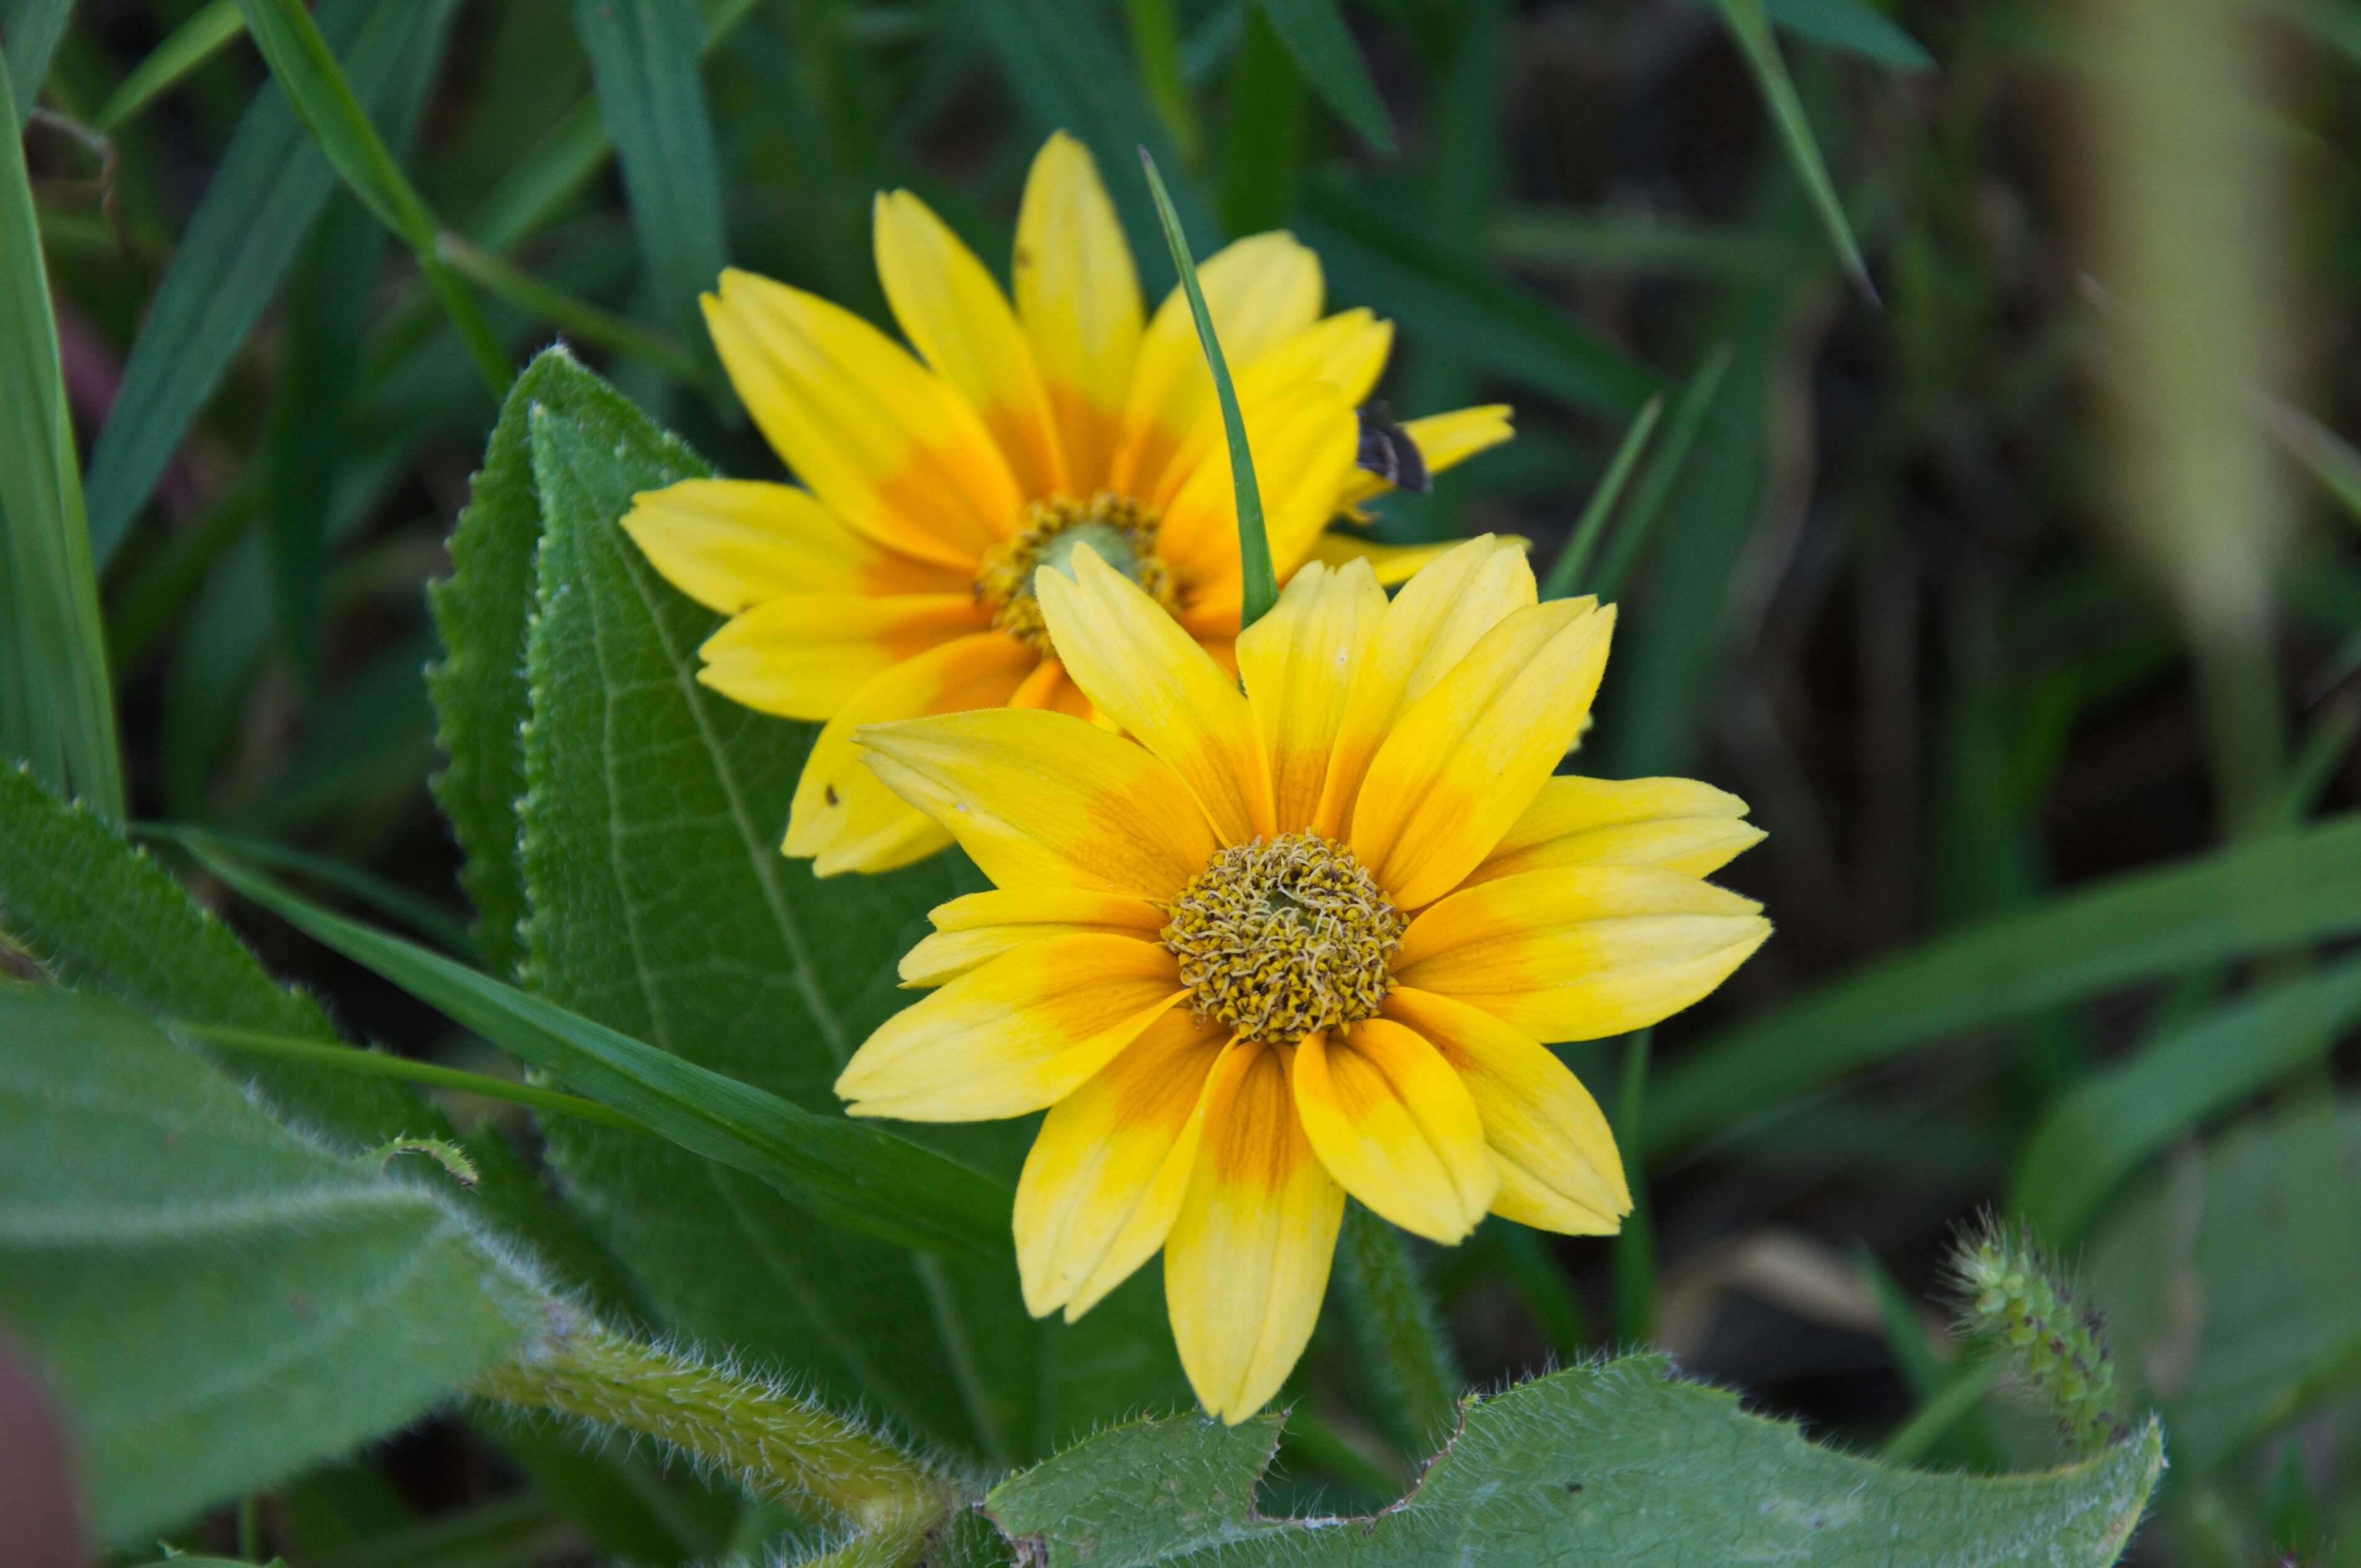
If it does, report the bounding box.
[620,132,1515,876]
[833,538,1770,1421]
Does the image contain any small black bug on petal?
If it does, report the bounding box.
[1355,400,1430,493]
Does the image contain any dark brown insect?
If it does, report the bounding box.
[1354,400,1430,493]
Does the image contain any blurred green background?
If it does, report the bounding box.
[12,0,2361,1562]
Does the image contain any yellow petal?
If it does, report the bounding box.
[622,479,967,614]
[1156,382,1361,586]
[1235,558,1388,832]
[1384,987,1628,1233]
[1149,309,1394,514]
[1164,1041,1345,1423]
[1307,531,1528,587]
[1337,404,1517,510]
[1110,232,1324,496]
[699,594,989,722]
[1394,865,1770,1043]
[856,705,1221,898]
[899,887,1167,986]
[836,934,1184,1119]
[1351,598,1615,909]
[783,634,1036,875]
[1013,1009,1228,1318]
[1014,132,1144,493]
[1294,1020,1496,1244]
[875,189,1067,498]
[1466,775,1763,888]
[1313,535,1535,837]
[705,269,1022,568]
[1034,546,1276,842]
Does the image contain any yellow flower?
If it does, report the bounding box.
[833,537,1770,1422]
[620,131,1515,875]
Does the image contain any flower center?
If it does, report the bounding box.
[1161,832,1406,1044]
[974,493,1179,650]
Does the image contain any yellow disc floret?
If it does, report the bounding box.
[1161,832,1406,1044]
[975,493,1177,650]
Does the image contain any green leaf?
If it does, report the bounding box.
[83,0,463,565]
[2090,1098,2361,1473]
[1299,180,1662,418]
[1253,0,1393,150]
[2012,956,2361,1242]
[427,353,587,977]
[0,762,646,1316]
[0,57,122,820]
[986,1356,2163,1566]
[1,0,71,124]
[1761,0,1934,70]
[572,0,728,335]
[90,0,249,133]
[1142,148,1274,627]
[186,843,1016,1263]
[0,983,544,1547]
[1709,0,1876,301]
[1646,813,2361,1159]
[505,350,1182,1459]
[1591,342,1733,602]
[1538,393,1662,599]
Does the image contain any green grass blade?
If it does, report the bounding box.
[1141,147,1276,629]
[571,0,728,344]
[437,232,698,380]
[1218,6,1307,237]
[141,822,478,960]
[1253,0,1394,151]
[1761,0,1934,70]
[0,58,125,818]
[1300,179,1663,417]
[2262,393,2361,529]
[1540,393,1662,599]
[1489,208,1802,281]
[91,0,247,133]
[232,0,509,393]
[1,0,71,124]
[2010,957,2361,1242]
[188,844,1018,1264]
[83,0,462,565]
[1592,341,1735,601]
[1125,0,1201,166]
[1710,0,1876,303]
[1645,813,2361,1160]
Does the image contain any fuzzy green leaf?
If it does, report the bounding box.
[0,983,545,1546]
[988,1356,2163,1567]
[0,762,645,1316]
[508,351,1184,1461]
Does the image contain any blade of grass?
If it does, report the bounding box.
[2261,394,2361,530]
[1591,342,1735,602]
[1125,0,1201,166]
[1883,1359,2000,1465]
[1141,147,1276,629]
[1760,0,1934,70]
[1709,0,1876,304]
[569,0,726,347]
[232,0,509,394]
[186,843,1017,1263]
[436,233,699,381]
[1489,209,1801,282]
[1218,6,1306,237]
[1540,394,1663,599]
[0,57,124,818]
[2010,956,2361,1241]
[2,0,71,124]
[173,1020,641,1133]
[1645,812,2361,1161]
[142,822,478,960]
[90,0,247,134]
[1253,0,1393,151]
[83,0,462,565]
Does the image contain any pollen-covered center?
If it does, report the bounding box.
[974,492,1179,650]
[1161,832,1407,1044]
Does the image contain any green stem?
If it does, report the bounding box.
[437,232,698,381]
[1487,1221,1594,1357]
[419,252,514,396]
[237,1493,263,1561]
[1336,1201,1461,1455]
[473,1318,954,1533]
[170,1020,642,1132]
[1883,1358,2001,1465]
[1139,148,1277,629]
[1612,1030,1656,1344]
[2190,622,2290,842]
[1540,394,1664,599]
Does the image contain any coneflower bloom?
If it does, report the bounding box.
[620,132,1513,875]
[833,538,1769,1421]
